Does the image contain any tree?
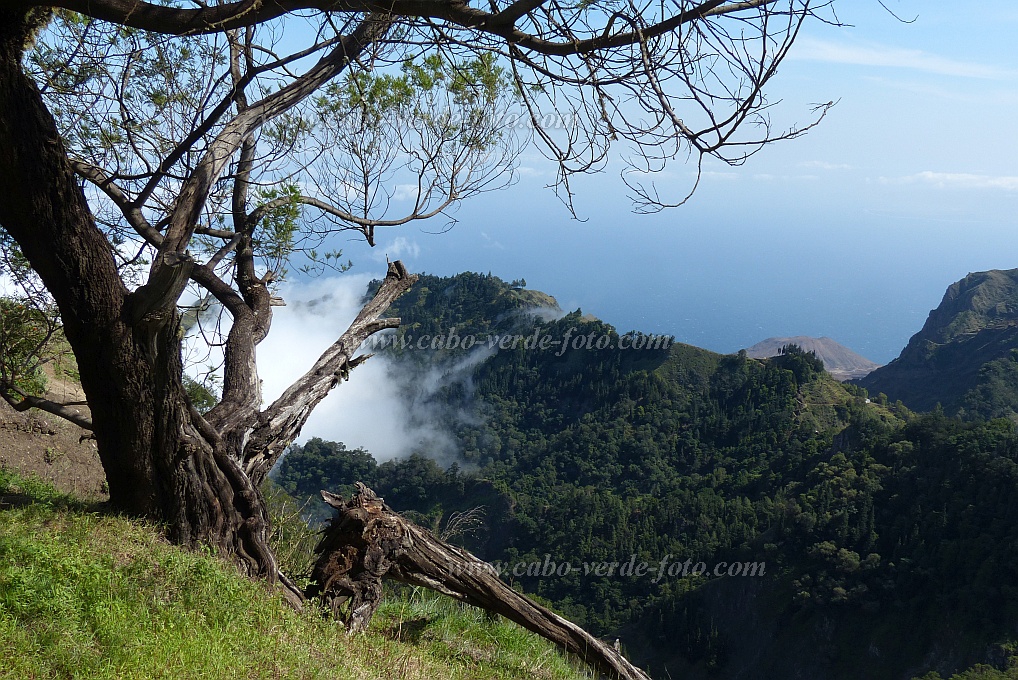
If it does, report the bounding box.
[0,0,834,671]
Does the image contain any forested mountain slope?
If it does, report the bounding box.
[276,273,1018,679]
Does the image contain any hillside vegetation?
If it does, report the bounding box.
[277,273,1018,679]
[6,271,1018,679]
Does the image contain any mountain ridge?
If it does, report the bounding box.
[858,268,1018,418]
[380,273,1018,678]
[280,271,1018,679]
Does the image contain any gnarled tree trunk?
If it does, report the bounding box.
[0,11,413,606]
[0,14,404,596]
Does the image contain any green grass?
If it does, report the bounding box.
[0,468,590,680]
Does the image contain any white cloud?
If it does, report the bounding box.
[751,173,818,183]
[792,37,1015,80]
[480,231,505,250]
[881,171,1018,191]
[799,160,852,171]
[178,270,484,464]
[391,184,421,201]
[702,170,739,181]
[256,273,468,462]
[372,236,421,263]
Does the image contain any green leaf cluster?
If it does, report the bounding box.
[0,298,51,397]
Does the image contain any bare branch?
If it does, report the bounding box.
[238,260,417,482]
[35,0,784,58]
[115,14,392,333]
[159,12,393,258]
[0,386,94,431]
[71,159,163,246]
[312,484,653,680]
[249,194,457,237]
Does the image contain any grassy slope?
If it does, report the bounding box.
[0,469,589,680]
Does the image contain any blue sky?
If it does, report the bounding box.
[308,2,1018,365]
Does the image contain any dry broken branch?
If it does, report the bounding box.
[310,483,652,680]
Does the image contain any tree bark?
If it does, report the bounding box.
[0,10,408,608]
[311,484,653,680]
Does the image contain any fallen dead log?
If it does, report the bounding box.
[308,482,651,680]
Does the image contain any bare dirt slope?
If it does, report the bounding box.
[0,368,107,499]
[744,335,881,381]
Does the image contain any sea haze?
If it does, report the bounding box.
[318,2,1018,366]
[332,179,1017,366]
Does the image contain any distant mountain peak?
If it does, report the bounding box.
[859,267,1018,419]
[744,335,881,381]
[914,268,1018,345]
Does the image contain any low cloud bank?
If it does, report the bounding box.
[257,274,482,463]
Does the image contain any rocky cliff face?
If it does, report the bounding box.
[858,268,1018,417]
[908,269,1018,345]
